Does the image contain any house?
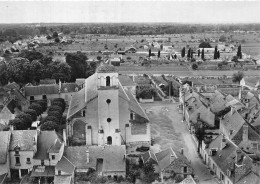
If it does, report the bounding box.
[240,77,260,91]
[204,134,254,184]
[9,130,38,179]
[66,64,150,146]
[24,82,80,106]
[125,47,136,53]
[110,58,121,66]
[142,147,193,182]
[0,106,15,130]
[65,145,126,178]
[31,131,65,181]
[54,156,75,184]
[0,131,11,182]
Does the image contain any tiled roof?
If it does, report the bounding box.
[221,110,246,140]
[236,171,260,184]
[56,156,75,174]
[118,75,135,87]
[155,147,176,171]
[209,90,227,113]
[188,105,215,127]
[142,151,157,165]
[233,124,260,145]
[96,64,118,73]
[0,131,11,164]
[34,131,63,160]
[65,145,126,173]
[25,85,59,96]
[39,79,56,85]
[244,77,260,88]
[10,130,37,151]
[102,145,126,172]
[53,175,72,184]
[67,73,97,120]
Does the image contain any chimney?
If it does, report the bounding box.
[63,129,67,146]
[252,161,260,177]
[230,106,235,115]
[197,113,201,121]
[220,134,226,150]
[180,148,184,155]
[86,150,89,163]
[235,150,243,165]
[242,124,248,142]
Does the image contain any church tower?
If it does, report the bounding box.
[96,64,121,146]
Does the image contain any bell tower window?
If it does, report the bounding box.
[106,76,110,86]
[107,136,112,145]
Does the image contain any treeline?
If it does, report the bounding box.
[0,50,97,86]
[1,23,260,42]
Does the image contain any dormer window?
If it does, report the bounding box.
[82,110,86,117]
[106,76,111,86]
[130,112,135,120]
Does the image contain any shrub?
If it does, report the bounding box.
[37,100,47,112]
[192,63,198,70]
[29,103,43,116]
[24,109,37,121]
[40,121,58,131]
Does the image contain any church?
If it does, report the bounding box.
[66,64,150,146]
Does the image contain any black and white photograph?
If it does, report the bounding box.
[0,0,260,183]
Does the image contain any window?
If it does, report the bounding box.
[130,112,135,120]
[42,95,47,100]
[58,170,61,175]
[52,155,55,160]
[183,166,187,173]
[30,96,34,101]
[41,160,44,166]
[15,157,20,165]
[27,158,31,164]
[82,110,86,117]
[107,136,112,145]
[106,76,111,86]
[220,173,224,180]
[15,150,19,156]
[106,99,111,104]
[252,143,258,150]
[107,118,111,123]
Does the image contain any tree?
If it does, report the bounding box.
[9,118,27,130]
[197,49,200,57]
[19,50,44,62]
[48,105,63,114]
[187,48,191,58]
[0,60,8,85]
[158,50,160,58]
[214,46,218,59]
[24,109,37,121]
[36,100,47,112]
[52,31,58,38]
[142,162,156,183]
[199,42,211,48]
[51,101,65,112]
[50,62,71,82]
[54,37,60,43]
[192,63,198,70]
[97,56,102,61]
[148,48,152,57]
[45,116,60,124]
[40,121,58,131]
[190,49,193,59]
[47,111,62,119]
[66,53,88,81]
[237,45,242,59]
[30,60,44,83]
[217,51,220,59]
[6,58,32,85]
[232,71,244,84]
[15,113,33,129]
[181,47,185,58]
[219,35,226,42]
[201,48,205,60]
[29,103,43,116]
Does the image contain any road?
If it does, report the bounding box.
[141,101,218,184]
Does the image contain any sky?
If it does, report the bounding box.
[0,1,260,24]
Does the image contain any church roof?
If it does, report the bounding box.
[96,64,118,73]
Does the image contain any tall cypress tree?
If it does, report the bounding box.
[201,48,205,60]
[148,48,151,57]
[191,49,193,59]
[237,45,242,59]
[187,48,191,58]
[214,46,218,59]
[198,49,200,57]
[158,50,160,58]
[181,47,185,58]
[217,51,220,59]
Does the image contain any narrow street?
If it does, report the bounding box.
[142,102,218,184]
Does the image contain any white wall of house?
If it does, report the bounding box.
[10,151,34,170]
